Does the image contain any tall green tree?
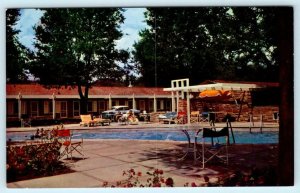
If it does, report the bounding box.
[30,8,128,113]
[133,7,279,87]
[6,9,30,83]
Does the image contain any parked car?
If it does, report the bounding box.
[102,106,140,121]
[158,112,177,122]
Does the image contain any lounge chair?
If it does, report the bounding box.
[80,114,97,127]
[93,117,111,126]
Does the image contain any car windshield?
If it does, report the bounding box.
[166,112,176,118]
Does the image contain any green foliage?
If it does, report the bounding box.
[133,7,279,87]
[29,8,129,113]
[6,9,31,83]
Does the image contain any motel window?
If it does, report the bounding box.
[99,101,106,112]
[73,101,80,117]
[112,100,119,107]
[44,101,53,114]
[139,100,145,111]
[119,100,125,106]
[149,101,154,112]
[87,101,97,112]
[165,100,171,111]
[128,100,133,109]
[55,102,61,113]
[21,101,27,114]
[157,99,164,110]
[87,101,93,112]
[7,101,18,116]
[160,100,164,110]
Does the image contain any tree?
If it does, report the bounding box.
[6,9,30,83]
[276,7,293,186]
[30,8,129,113]
[133,7,279,87]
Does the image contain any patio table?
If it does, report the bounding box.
[176,125,202,162]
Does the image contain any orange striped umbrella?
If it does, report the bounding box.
[199,90,232,100]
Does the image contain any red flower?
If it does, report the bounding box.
[160,177,165,183]
[153,183,161,187]
[191,182,197,187]
[165,177,174,187]
[137,172,142,176]
[102,181,108,187]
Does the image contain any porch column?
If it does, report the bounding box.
[171,91,175,112]
[153,94,157,112]
[132,94,136,109]
[52,93,56,119]
[108,94,112,109]
[176,91,179,113]
[18,92,22,120]
[186,91,191,124]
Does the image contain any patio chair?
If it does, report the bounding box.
[80,114,97,127]
[176,111,188,124]
[199,127,229,168]
[190,111,200,123]
[199,112,209,123]
[118,113,129,125]
[57,129,84,160]
[21,115,31,127]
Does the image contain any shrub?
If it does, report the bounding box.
[7,140,62,181]
[102,168,174,187]
[103,166,278,188]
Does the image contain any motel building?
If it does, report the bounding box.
[6,84,172,126]
[6,79,279,126]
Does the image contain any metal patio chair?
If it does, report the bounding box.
[57,129,84,160]
[199,127,229,168]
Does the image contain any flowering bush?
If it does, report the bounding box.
[102,168,174,187]
[103,166,277,188]
[7,140,62,181]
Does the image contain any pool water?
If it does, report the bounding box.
[7,129,278,144]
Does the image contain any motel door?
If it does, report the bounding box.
[60,101,67,118]
[31,101,39,117]
[139,100,145,111]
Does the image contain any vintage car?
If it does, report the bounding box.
[101,106,140,121]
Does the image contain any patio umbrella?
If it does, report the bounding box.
[199,90,232,100]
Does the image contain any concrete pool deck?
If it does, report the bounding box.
[7,139,278,188]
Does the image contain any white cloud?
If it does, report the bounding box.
[116,8,147,50]
[15,9,44,50]
[16,8,147,51]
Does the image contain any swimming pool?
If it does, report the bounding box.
[7,128,278,144]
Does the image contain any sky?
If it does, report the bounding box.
[15,8,148,51]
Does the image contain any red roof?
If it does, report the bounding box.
[6,84,170,96]
[201,80,279,87]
